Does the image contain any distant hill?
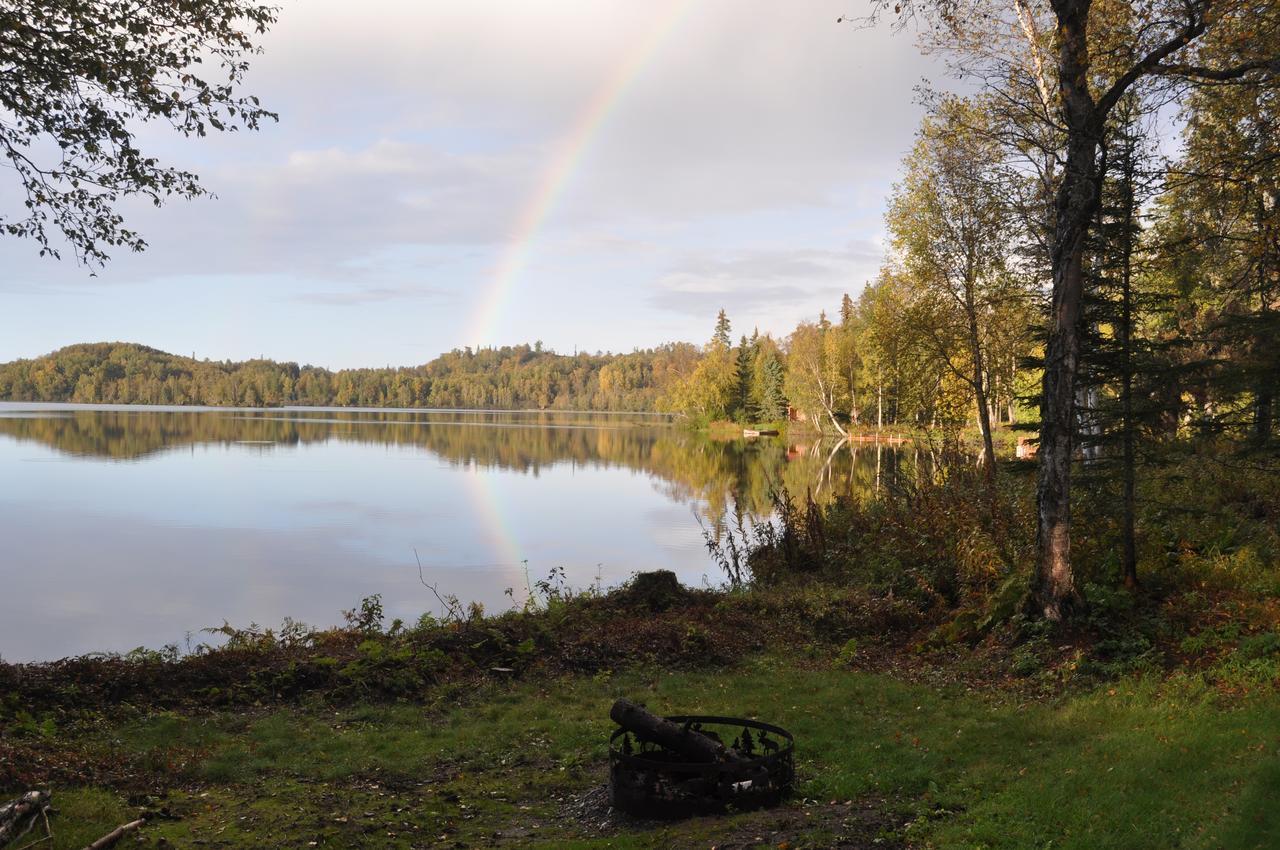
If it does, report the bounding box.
[0,341,701,411]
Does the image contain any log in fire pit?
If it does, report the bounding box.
[608,698,795,819]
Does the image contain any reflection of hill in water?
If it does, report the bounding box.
[0,408,921,517]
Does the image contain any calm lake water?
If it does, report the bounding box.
[0,402,916,662]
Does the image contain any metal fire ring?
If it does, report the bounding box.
[608,714,795,819]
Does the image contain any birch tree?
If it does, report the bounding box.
[887,99,1026,480]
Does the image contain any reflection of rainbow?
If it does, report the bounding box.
[460,460,529,596]
[464,0,693,346]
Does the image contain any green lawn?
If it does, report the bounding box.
[13,655,1280,849]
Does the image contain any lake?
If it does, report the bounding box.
[0,403,916,662]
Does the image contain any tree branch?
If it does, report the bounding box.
[1152,57,1280,81]
[1095,8,1207,120]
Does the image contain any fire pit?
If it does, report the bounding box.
[608,699,795,819]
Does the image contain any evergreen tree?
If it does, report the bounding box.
[1164,64,1280,445]
[1078,98,1169,589]
[759,355,788,421]
[713,309,733,350]
[734,335,758,422]
[840,293,855,327]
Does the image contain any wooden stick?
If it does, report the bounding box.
[609,699,741,763]
[79,818,145,850]
[0,791,51,845]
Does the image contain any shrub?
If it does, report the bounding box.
[739,464,1035,613]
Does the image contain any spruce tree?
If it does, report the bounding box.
[713,309,732,350]
[1177,77,1280,445]
[759,355,788,421]
[734,335,758,422]
[1077,99,1172,588]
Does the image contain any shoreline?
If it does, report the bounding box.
[0,399,678,417]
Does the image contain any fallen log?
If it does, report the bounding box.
[80,817,145,850]
[0,790,51,845]
[609,699,742,763]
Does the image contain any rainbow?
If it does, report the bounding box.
[465,0,693,346]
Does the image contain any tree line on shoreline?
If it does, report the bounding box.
[0,341,702,412]
[732,1,1280,620]
[0,297,1034,432]
[0,297,1031,426]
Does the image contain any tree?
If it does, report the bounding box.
[855,271,943,429]
[713,309,732,349]
[665,313,740,420]
[875,0,1280,619]
[1160,53,1280,446]
[785,322,849,435]
[887,98,1027,481]
[757,353,788,421]
[1076,96,1168,589]
[669,348,736,420]
[734,334,758,421]
[840,292,855,326]
[835,293,864,425]
[0,0,278,264]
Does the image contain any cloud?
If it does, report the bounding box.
[652,282,835,318]
[650,241,884,319]
[0,137,540,287]
[292,284,448,306]
[176,139,538,271]
[7,0,934,285]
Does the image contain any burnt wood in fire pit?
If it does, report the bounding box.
[609,698,740,763]
[608,699,794,819]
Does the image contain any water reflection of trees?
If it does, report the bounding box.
[0,410,924,521]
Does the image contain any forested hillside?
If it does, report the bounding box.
[0,341,701,411]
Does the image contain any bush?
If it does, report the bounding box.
[740,464,1035,614]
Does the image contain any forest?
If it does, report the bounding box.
[0,293,1031,430]
[0,341,700,411]
[0,298,1017,428]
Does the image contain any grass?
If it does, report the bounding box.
[8,653,1279,849]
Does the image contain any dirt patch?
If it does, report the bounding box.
[557,784,907,850]
[702,799,908,850]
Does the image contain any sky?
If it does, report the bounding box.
[1,0,943,369]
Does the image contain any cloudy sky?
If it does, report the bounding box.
[2,0,942,368]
